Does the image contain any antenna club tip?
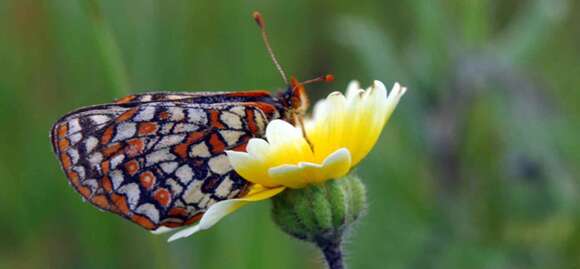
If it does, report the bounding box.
[252,11,265,28]
[324,74,335,83]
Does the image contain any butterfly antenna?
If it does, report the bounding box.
[290,74,335,93]
[301,74,335,85]
[253,11,289,85]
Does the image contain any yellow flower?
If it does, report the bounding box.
[166,80,406,242]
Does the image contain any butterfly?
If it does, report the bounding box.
[50,12,333,230]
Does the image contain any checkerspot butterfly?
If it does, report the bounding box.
[50,12,333,230]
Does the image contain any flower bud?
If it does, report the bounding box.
[271,174,367,268]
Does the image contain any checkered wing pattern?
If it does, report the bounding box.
[51,100,272,230]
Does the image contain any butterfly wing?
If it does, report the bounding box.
[51,100,275,229]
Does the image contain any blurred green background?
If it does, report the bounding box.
[1,0,579,268]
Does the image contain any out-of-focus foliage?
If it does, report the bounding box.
[0,1,579,268]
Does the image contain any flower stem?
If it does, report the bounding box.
[317,239,345,269]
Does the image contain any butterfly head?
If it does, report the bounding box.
[279,77,308,118]
[278,74,334,123]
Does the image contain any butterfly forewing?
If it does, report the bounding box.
[52,97,279,229]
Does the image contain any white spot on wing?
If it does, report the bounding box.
[166,178,183,197]
[69,133,82,145]
[175,165,194,184]
[84,179,98,193]
[220,112,242,129]
[68,118,81,134]
[214,176,234,198]
[146,148,176,166]
[113,122,136,142]
[89,115,110,125]
[110,169,124,190]
[219,130,244,146]
[187,109,208,125]
[208,154,231,175]
[160,162,178,174]
[169,107,185,121]
[154,134,185,150]
[88,152,103,168]
[68,148,80,164]
[227,189,240,199]
[166,95,184,100]
[73,166,86,179]
[136,203,160,223]
[134,106,156,121]
[174,199,185,207]
[173,123,198,133]
[183,180,204,204]
[186,205,197,214]
[190,142,211,158]
[207,198,217,207]
[84,136,99,152]
[146,137,160,150]
[229,106,246,116]
[110,154,125,170]
[198,196,212,209]
[118,183,140,210]
[160,123,174,134]
[254,111,266,133]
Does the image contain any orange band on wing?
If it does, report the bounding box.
[115,95,136,104]
[116,108,138,123]
[209,110,225,129]
[131,214,156,230]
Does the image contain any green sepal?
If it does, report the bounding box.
[271,174,367,243]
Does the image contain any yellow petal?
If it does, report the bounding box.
[242,185,286,201]
[227,80,405,189]
[167,186,285,242]
[348,80,388,165]
[306,80,406,167]
[345,80,362,99]
[226,119,316,187]
[268,148,351,188]
[319,148,352,181]
[265,120,303,146]
[264,120,313,164]
[246,138,271,161]
[227,149,277,187]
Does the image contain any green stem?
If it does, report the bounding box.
[81,0,130,97]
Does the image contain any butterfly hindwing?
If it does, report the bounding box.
[51,99,275,229]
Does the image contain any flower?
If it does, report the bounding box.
[165,80,406,242]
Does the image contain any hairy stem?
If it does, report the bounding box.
[317,239,345,269]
